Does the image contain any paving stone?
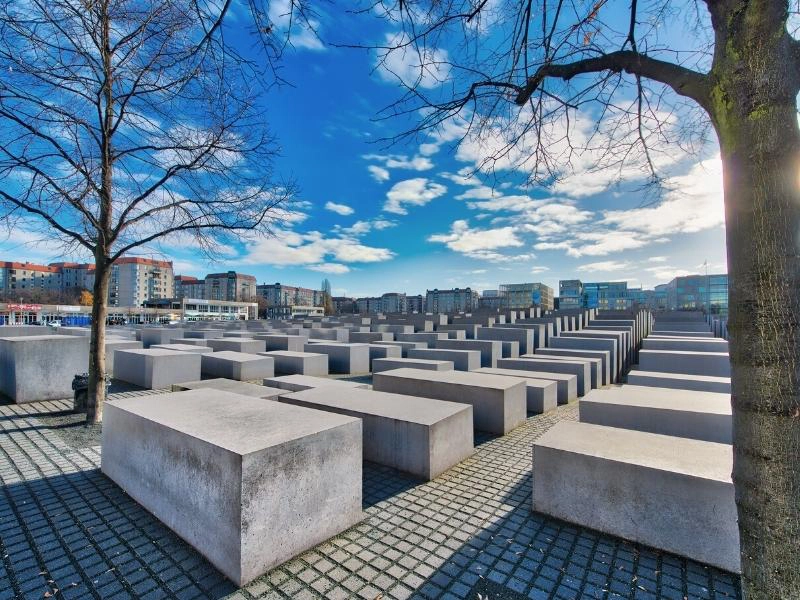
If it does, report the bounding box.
[0,392,741,600]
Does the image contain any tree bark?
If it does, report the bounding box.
[707,6,800,596]
[86,256,111,425]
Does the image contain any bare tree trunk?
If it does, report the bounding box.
[716,100,800,599]
[86,257,111,424]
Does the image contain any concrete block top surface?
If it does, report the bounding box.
[281,387,470,425]
[0,334,84,343]
[376,367,524,390]
[204,351,270,362]
[118,348,193,357]
[629,370,731,383]
[640,349,729,357]
[171,379,282,398]
[264,375,367,389]
[106,389,359,455]
[261,350,326,358]
[378,358,453,366]
[152,344,213,353]
[473,368,561,387]
[584,386,731,415]
[536,420,732,482]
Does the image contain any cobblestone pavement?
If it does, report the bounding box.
[0,391,741,600]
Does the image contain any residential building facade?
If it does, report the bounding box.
[257,282,323,318]
[425,288,479,313]
[174,275,206,300]
[205,271,257,302]
[108,257,174,307]
[1,258,172,307]
[407,294,425,313]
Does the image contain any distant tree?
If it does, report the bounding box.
[345,1,799,596]
[79,290,94,306]
[0,0,294,423]
[321,278,334,315]
[255,295,269,319]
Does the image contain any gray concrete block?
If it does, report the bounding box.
[308,328,350,342]
[471,368,557,414]
[140,328,178,348]
[533,421,739,573]
[253,333,308,352]
[407,348,480,372]
[497,357,592,396]
[395,332,449,346]
[525,352,601,390]
[152,343,214,354]
[372,357,455,373]
[302,343,370,374]
[102,390,363,585]
[579,386,732,443]
[105,339,143,377]
[642,337,729,353]
[476,326,535,355]
[171,378,283,399]
[0,335,90,402]
[435,339,502,368]
[350,331,394,343]
[114,349,201,389]
[626,370,731,394]
[263,375,369,393]
[201,351,275,381]
[370,341,427,357]
[372,368,526,435]
[554,333,620,378]
[535,347,611,386]
[260,351,328,376]
[639,350,731,377]
[648,330,713,338]
[169,337,210,347]
[279,387,474,480]
[206,338,267,354]
[474,367,577,405]
[367,344,402,370]
[490,323,546,350]
[499,341,520,358]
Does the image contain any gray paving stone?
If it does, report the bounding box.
[0,389,741,600]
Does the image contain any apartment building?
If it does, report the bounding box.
[108,257,174,307]
[0,257,173,307]
[425,288,479,313]
[174,275,207,300]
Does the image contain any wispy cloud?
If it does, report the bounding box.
[325,201,355,216]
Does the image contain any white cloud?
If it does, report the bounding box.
[364,154,434,171]
[239,230,394,267]
[367,165,390,182]
[419,143,440,156]
[648,256,668,263]
[428,219,525,259]
[600,157,725,236]
[375,32,450,89]
[308,263,350,274]
[577,260,632,272]
[384,178,447,215]
[325,201,354,216]
[530,266,550,274]
[334,219,398,237]
[268,0,325,50]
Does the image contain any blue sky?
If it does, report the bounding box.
[0,1,728,298]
